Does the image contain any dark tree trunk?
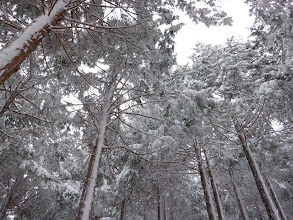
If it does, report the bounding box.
[195,144,216,220]
[229,170,249,220]
[0,177,21,220]
[120,199,127,220]
[76,141,99,220]
[143,204,147,220]
[119,188,132,220]
[256,203,265,220]
[204,149,225,220]
[157,187,161,220]
[163,196,167,220]
[234,121,280,220]
[264,177,287,220]
[169,192,174,220]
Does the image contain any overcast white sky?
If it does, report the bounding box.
[174,0,254,65]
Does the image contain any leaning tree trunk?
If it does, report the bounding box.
[76,78,116,220]
[204,149,225,220]
[264,177,287,220]
[229,170,249,220]
[0,0,68,86]
[256,202,265,220]
[0,176,21,220]
[234,121,280,220]
[195,144,217,220]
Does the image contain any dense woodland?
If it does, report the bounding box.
[0,0,292,219]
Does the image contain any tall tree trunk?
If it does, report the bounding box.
[120,198,127,220]
[229,170,249,220]
[169,191,174,220]
[0,177,21,220]
[157,187,161,220]
[256,202,264,220]
[163,196,168,220]
[143,203,147,220]
[264,177,287,220]
[204,149,225,220]
[169,208,174,220]
[119,189,132,220]
[234,121,280,220]
[76,78,116,220]
[195,144,217,220]
[0,0,67,86]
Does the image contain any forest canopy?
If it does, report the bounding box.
[0,0,292,220]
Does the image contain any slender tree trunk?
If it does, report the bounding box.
[204,149,225,220]
[256,203,264,220]
[120,198,127,220]
[264,177,287,220]
[169,208,174,220]
[143,204,147,220]
[157,187,161,220]
[119,189,132,220]
[76,78,116,220]
[195,144,217,220]
[169,191,174,220]
[234,121,280,220]
[164,196,168,220]
[0,0,67,86]
[229,170,249,220]
[0,177,21,220]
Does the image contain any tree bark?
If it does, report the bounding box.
[204,149,225,220]
[264,177,287,220]
[256,203,265,220]
[119,199,127,220]
[229,170,249,220]
[76,78,116,220]
[119,189,132,220]
[143,204,147,220]
[0,177,21,220]
[169,191,174,220]
[234,121,280,220]
[157,187,161,220]
[195,144,217,220]
[0,1,67,86]
[163,196,167,220]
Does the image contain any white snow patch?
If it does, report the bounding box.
[271,119,283,132]
[101,179,111,191]
[117,165,130,181]
[278,182,287,189]
[32,161,53,178]
[19,160,29,169]
[258,80,277,95]
[62,180,80,195]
